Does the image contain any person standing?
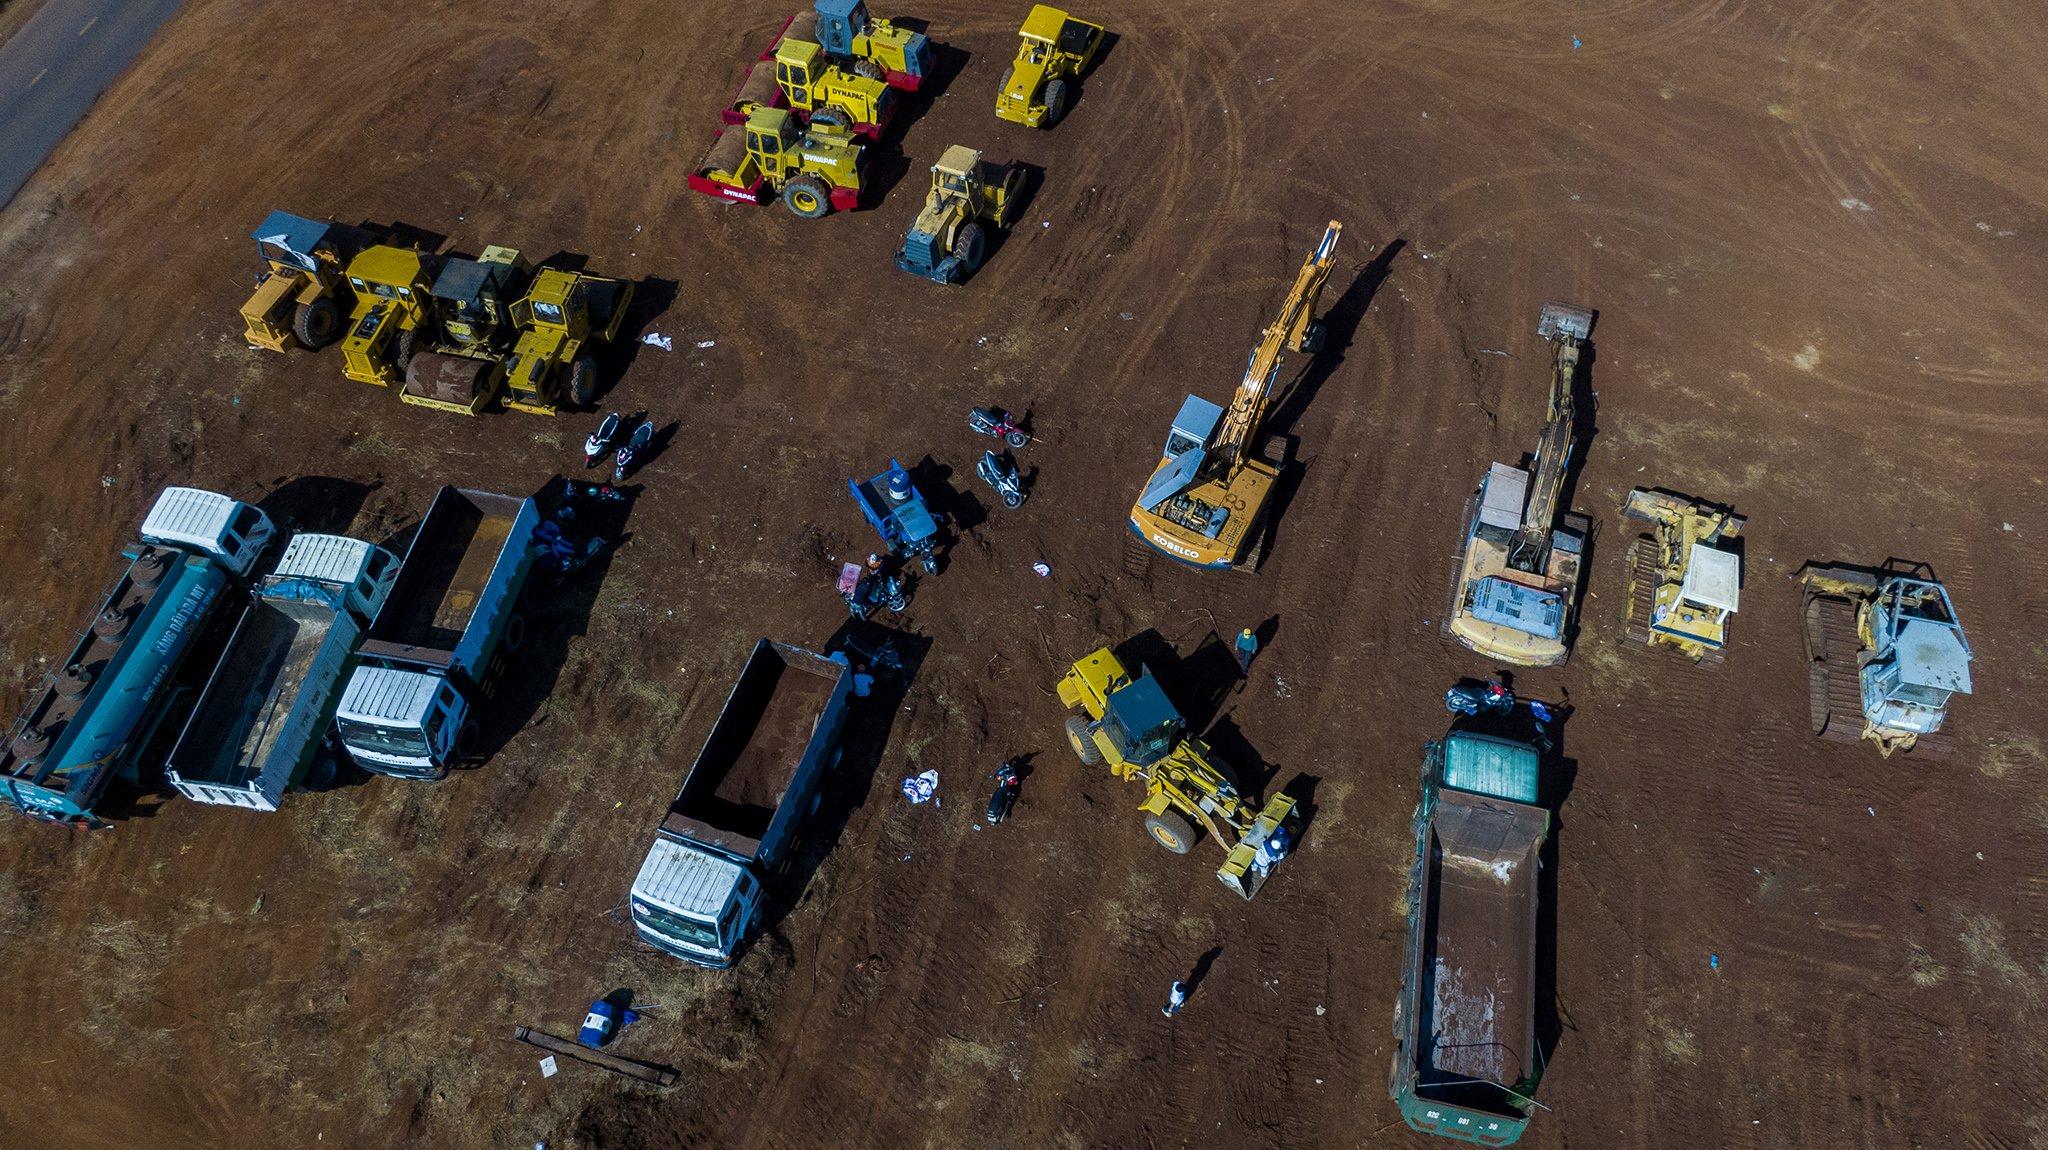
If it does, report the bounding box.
[1234,627,1260,675]
[1162,979,1188,1018]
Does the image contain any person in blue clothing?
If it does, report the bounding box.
[1234,627,1260,674]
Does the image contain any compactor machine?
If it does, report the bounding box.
[894,146,1023,283]
[1445,302,1595,667]
[689,107,864,218]
[403,246,531,415]
[806,0,932,90]
[995,5,1105,128]
[240,211,373,352]
[1800,565,1971,756]
[725,36,897,138]
[499,267,635,414]
[1621,488,1743,664]
[1128,220,1341,571]
[1058,647,1297,899]
[338,245,437,387]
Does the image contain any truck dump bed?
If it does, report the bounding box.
[1421,788,1546,1089]
[363,488,526,664]
[660,640,847,863]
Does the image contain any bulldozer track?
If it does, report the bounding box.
[1805,594,1865,743]
[1624,534,1657,646]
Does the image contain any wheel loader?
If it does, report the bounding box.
[338,245,438,388]
[1799,564,1972,756]
[1058,647,1297,899]
[725,36,897,138]
[402,246,532,415]
[995,5,1105,128]
[1621,488,1744,664]
[240,211,374,353]
[688,106,863,218]
[499,267,636,415]
[894,146,1022,284]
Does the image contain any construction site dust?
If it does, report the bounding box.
[0,0,2044,1147]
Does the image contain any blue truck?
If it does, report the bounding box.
[164,533,398,811]
[630,640,861,968]
[0,488,277,825]
[333,487,540,780]
[849,458,942,574]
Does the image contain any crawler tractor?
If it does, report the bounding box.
[1058,647,1297,899]
[403,247,532,415]
[338,245,437,388]
[688,106,863,218]
[895,146,1023,283]
[996,5,1105,128]
[240,211,374,352]
[1621,488,1744,664]
[1799,565,1972,756]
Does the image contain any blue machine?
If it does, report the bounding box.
[849,458,943,574]
[813,0,932,88]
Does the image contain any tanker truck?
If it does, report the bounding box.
[0,488,276,825]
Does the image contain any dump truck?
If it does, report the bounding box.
[1390,729,1551,1145]
[1058,646,1296,898]
[339,245,438,387]
[630,639,862,968]
[995,5,1105,128]
[334,487,540,780]
[0,488,277,825]
[1621,487,1743,664]
[894,145,1023,284]
[688,107,864,218]
[240,210,375,352]
[163,534,398,811]
[402,247,533,416]
[1800,564,1972,756]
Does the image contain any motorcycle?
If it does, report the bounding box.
[584,411,623,469]
[838,560,908,620]
[968,405,1030,449]
[613,417,655,483]
[1445,678,1516,717]
[985,760,1023,825]
[976,449,1026,509]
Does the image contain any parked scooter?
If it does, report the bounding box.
[977,449,1026,509]
[613,417,655,483]
[985,759,1023,825]
[838,558,908,620]
[968,405,1030,448]
[584,411,623,469]
[1445,678,1516,717]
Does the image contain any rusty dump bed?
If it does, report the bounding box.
[1421,788,1547,1091]
[661,644,836,859]
[366,491,518,658]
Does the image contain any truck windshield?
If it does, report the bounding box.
[636,901,721,950]
[337,717,428,757]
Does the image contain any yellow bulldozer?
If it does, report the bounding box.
[893,146,1022,284]
[1058,647,1297,899]
[688,106,864,218]
[239,211,374,352]
[1621,488,1744,664]
[995,5,1106,128]
[338,245,437,388]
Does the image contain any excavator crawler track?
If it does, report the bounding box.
[1804,594,1864,743]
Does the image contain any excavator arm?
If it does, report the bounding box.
[1209,220,1343,475]
[1505,303,1593,573]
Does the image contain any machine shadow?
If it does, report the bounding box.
[605,277,681,388]
[255,475,379,535]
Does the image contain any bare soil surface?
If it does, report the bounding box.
[0,1,2045,1147]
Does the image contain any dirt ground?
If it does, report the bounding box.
[0,0,2045,1147]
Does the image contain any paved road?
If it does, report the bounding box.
[0,0,181,210]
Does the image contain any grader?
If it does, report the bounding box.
[688,106,863,218]
[1058,647,1296,899]
[338,245,438,387]
[894,146,1023,284]
[240,211,374,352]
[1621,488,1744,664]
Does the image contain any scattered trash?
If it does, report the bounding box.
[1867,806,1875,816]
[231,396,242,406]
[2003,523,2015,532]
[1041,220,1051,229]
[1571,35,1582,49]
[901,768,939,805]
[1838,197,1873,212]
[695,339,715,349]
[100,475,116,488]
[1314,1003,1326,1016]
[1032,561,1052,577]
[1708,953,1720,971]
[539,1056,559,1078]
[1119,311,1133,320]
[641,332,674,351]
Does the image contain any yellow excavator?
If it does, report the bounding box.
[1445,302,1596,667]
[1127,220,1342,571]
[1058,647,1297,899]
[1621,488,1743,664]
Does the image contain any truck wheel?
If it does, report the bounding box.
[1043,79,1069,127]
[568,356,598,406]
[953,222,987,275]
[1065,716,1101,765]
[503,612,527,652]
[294,297,341,349]
[811,106,852,130]
[1144,811,1197,854]
[396,327,418,366]
[782,175,832,219]
[855,59,884,81]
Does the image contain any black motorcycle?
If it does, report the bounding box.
[977,449,1026,509]
[1445,678,1515,717]
[985,760,1023,824]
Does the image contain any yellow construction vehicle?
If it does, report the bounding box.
[1058,647,1297,899]
[239,211,374,352]
[1621,488,1744,664]
[1128,220,1341,571]
[1445,303,1596,667]
[806,0,932,90]
[1799,564,1972,756]
[893,146,1023,283]
[401,247,532,416]
[996,5,1105,128]
[338,245,437,388]
[727,37,898,137]
[498,268,636,415]
[688,106,864,218]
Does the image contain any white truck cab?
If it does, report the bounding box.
[630,837,764,968]
[140,486,277,576]
[333,666,469,779]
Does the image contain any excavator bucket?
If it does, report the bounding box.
[1216,792,1298,900]
[1536,301,1595,342]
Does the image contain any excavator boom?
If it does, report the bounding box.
[1505,303,1593,572]
[1211,220,1342,473]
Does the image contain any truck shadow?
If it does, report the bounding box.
[254,475,379,536]
[751,620,931,966]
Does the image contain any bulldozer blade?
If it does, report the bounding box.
[1536,301,1595,342]
[1796,562,1880,594]
[404,351,493,410]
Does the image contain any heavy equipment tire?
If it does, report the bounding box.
[1043,79,1069,126]
[396,326,418,366]
[55,665,94,699]
[568,356,598,406]
[953,222,987,274]
[294,296,341,349]
[1065,716,1101,765]
[782,175,832,219]
[1144,811,1197,855]
[855,59,885,81]
[503,612,527,653]
[811,106,853,130]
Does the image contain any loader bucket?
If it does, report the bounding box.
[1215,792,1299,900]
[1536,301,1595,342]
[404,352,495,414]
